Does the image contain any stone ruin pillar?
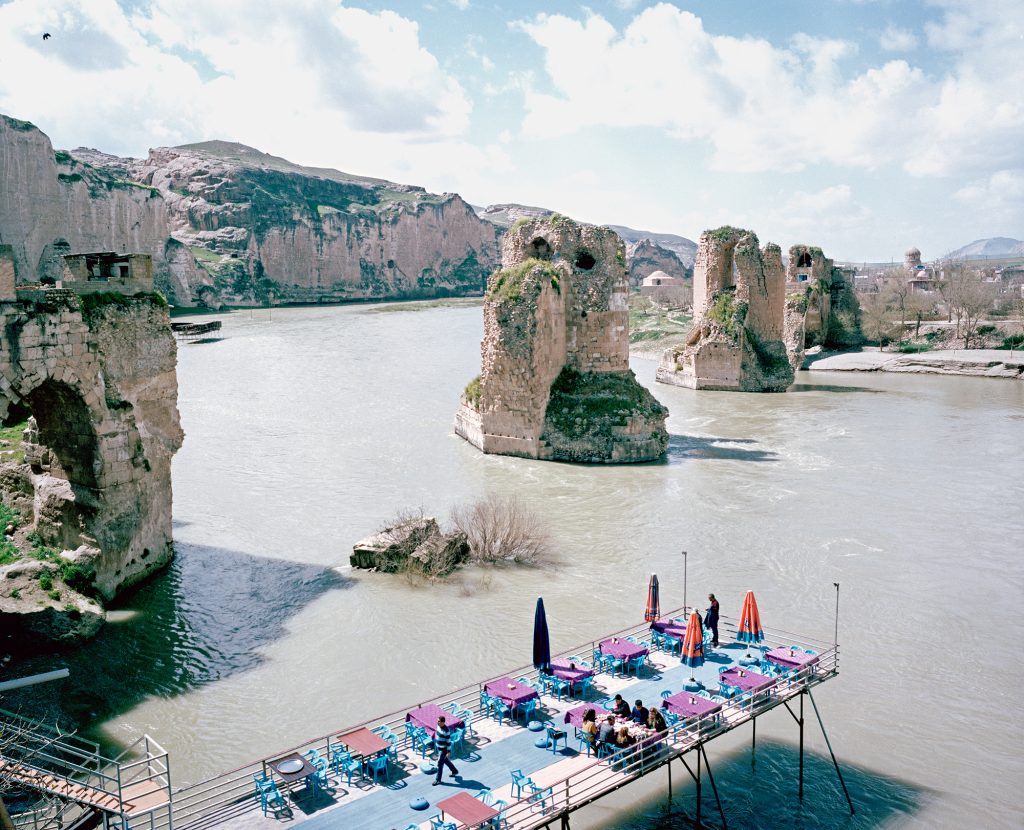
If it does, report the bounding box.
[656,226,793,392]
[455,216,668,462]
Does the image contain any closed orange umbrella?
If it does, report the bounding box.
[644,574,660,622]
[737,590,764,654]
[680,610,705,681]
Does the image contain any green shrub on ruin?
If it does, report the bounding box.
[0,539,19,566]
[705,290,747,340]
[487,258,559,304]
[38,570,53,592]
[464,375,482,408]
[543,367,668,442]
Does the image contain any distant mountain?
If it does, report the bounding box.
[475,204,698,267]
[944,237,1024,259]
[606,225,698,266]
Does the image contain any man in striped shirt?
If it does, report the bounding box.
[433,716,459,785]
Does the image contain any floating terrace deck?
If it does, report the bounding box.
[160,609,842,830]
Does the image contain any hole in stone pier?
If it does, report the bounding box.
[387,259,395,269]
[24,380,100,493]
[574,250,596,271]
[797,251,813,267]
[529,237,553,261]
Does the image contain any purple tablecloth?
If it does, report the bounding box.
[765,647,819,670]
[651,619,688,639]
[406,705,465,737]
[662,692,722,719]
[563,704,610,728]
[599,639,649,660]
[720,667,776,694]
[550,661,595,682]
[485,677,539,707]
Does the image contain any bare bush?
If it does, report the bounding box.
[451,495,550,566]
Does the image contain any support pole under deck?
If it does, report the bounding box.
[799,691,805,800]
[696,744,702,829]
[700,743,728,830]
[807,688,855,816]
[668,755,672,802]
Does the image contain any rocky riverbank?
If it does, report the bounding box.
[805,348,1024,379]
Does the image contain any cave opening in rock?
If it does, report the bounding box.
[23,380,100,493]
[529,237,553,261]
[574,250,596,271]
[797,251,813,267]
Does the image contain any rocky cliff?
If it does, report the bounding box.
[455,217,668,463]
[625,238,692,286]
[0,115,499,306]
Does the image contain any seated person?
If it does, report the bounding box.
[647,706,667,733]
[580,709,599,748]
[631,699,649,724]
[612,694,631,719]
[615,726,635,748]
[597,715,617,747]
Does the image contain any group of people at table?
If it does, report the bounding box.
[572,694,668,756]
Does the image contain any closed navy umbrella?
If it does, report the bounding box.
[533,597,551,673]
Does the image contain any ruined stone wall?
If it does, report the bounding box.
[0,293,182,600]
[657,227,793,392]
[456,217,667,462]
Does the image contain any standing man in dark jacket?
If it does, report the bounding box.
[706,593,720,647]
[432,716,459,785]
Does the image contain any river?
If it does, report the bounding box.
[33,302,1024,828]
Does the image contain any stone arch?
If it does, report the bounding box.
[529,237,553,261]
[16,378,101,493]
[574,249,596,271]
[797,251,813,267]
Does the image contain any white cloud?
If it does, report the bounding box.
[879,25,918,52]
[450,0,470,10]
[513,3,1024,178]
[954,169,1024,207]
[0,0,475,186]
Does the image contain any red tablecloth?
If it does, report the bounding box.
[406,705,465,737]
[765,647,819,669]
[720,667,776,694]
[599,639,649,660]
[550,661,595,682]
[485,677,539,707]
[438,791,498,825]
[662,692,722,719]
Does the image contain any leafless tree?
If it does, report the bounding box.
[0,713,72,830]
[937,259,997,347]
[859,291,899,346]
[451,495,550,565]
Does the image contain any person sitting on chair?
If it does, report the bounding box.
[647,707,667,733]
[631,699,649,724]
[612,694,630,719]
[597,715,617,748]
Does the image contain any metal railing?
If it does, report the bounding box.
[160,608,836,830]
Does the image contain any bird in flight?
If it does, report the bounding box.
[43,33,51,40]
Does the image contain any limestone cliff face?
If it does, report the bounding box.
[0,115,207,304]
[1,115,499,307]
[626,239,691,286]
[125,142,499,304]
[657,227,793,392]
[455,217,668,463]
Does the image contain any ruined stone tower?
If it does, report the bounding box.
[455,217,668,463]
[656,226,793,392]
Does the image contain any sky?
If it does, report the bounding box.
[0,0,1021,261]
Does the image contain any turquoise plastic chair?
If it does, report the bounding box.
[516,698,538,721]
[545,725,567,754]
[458,708,475,735]
[510,768,533,799]
[368,755,389,784]
[491,698,511,724]
[449,727,466,758]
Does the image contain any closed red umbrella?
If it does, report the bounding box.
[737,590,765,655]
[644,574,660,623]
[680,610,705,681]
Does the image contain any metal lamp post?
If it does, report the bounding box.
[682,550,688,615]
[833,582,840,645]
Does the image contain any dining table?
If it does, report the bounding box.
[336,727,390,764]
[406,705,465,737]
[563,703,611,728]
[550,661,595,683]
[437,791,499,826]
[598,638,649,661]
[662,691,722,720]
[719,667,777,694]
[265,752,317,797]
[484,676,539,708]
[765,646,820,670]
[651,618,688,640]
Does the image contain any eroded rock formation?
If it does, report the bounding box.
[0,288,182,651]
[657,227,793,392]
[455,217,668,462]
[0,115,499,307]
